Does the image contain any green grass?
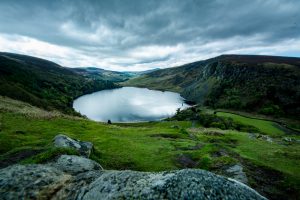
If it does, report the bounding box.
[0,98,299,198]
[1,111,299,177]
[216,112,285,136]
[229,131,300,178]
[0,112,194,171]
[21,147,79,164]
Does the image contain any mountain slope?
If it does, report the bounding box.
[124,55,300,118]
[0,52,116,114]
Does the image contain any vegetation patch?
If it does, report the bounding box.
[21,147,79,164]
[0,148,43,168]
[169,107,260,133]
[149,133,185,139]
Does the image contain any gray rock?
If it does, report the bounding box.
[82,169,265,200]
[283,137,293,143]
[261,135,273,143]
[0,164,266,200]
[248,133,256,139]
[52,155,103,175]
[225,164,248,184]
[53,134,93,157]
[249,133,273,143]
[0,164,72,200]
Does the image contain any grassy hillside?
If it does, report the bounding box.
[124,55,300,118]
[0,96,299,199]
[0,52,117,114]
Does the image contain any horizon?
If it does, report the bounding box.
[0,0,299,71]
[2,51,300,72]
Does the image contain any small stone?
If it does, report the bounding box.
[225,164,248,184]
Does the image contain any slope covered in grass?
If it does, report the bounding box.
[0,52,116,114]
[0,97,299,199]
[216,112,285,136]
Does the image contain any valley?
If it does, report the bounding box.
[0,53,299,199]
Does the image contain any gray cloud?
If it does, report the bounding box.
[0,0,299,71]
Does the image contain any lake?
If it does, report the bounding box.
[73,87,190,122]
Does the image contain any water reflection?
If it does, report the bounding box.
[73,87,189,122]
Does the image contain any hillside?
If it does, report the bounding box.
[124,55,300,118]
[0,52,116,114]
[0,95,299,199]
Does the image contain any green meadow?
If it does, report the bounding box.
[0,96,299,198]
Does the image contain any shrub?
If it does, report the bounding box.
[259,104,283,116]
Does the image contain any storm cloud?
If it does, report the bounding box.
[0,0,299,71]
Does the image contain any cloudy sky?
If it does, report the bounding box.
[0,0,299,71]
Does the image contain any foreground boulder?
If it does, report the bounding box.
[0,156,266,200]
[0,164,72,199]
[53,134,93,157]
[81,169,265,200]
[51,155,103,175]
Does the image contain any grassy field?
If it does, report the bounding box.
[0,96,299,199]
[0,112,193,171]
[216,112,286,136]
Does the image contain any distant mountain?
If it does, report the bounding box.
[71,67,160,82]
[0,52,116,114]
[129,68,161,75]
[124,55,300,118]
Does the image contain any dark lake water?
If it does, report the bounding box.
[73,87,190,122]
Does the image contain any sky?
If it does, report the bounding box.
[0,0,299,71]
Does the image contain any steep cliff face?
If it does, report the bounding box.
[124,55,300,118]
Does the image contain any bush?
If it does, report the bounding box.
[259,104,283,116]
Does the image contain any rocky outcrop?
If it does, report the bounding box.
[0,135,267,199]
[0,164,72,199]
[81,169,265,200]
[53,134,93,157]
[0,157,266,199]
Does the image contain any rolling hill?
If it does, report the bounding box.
[124,55,300,118]
[0,52,116,114]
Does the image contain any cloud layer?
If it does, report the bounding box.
[0,0,299,71]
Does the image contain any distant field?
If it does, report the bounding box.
[216,112,286,136]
